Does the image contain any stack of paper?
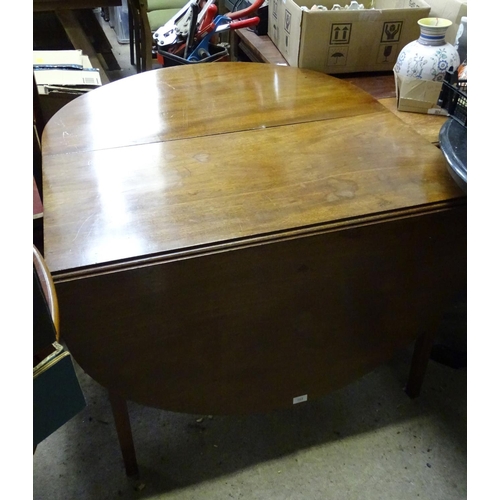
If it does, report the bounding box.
[33,49,102,95]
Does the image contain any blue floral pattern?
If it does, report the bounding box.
[394,42,459,82]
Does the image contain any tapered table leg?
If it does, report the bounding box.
[406,331,435,399]
[109,390,139,477]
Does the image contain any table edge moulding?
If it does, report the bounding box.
[41,63,466,477]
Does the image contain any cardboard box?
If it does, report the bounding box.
[33,50,102,95]
[425,0,467,44]
[394,77,449,114]
[268,0,431,74]
[33,49,85,70]
[34,50,102,123]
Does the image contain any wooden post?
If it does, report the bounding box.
[108,391,139,477]
[406,331,435,398]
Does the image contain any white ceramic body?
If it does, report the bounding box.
[454,16,467,63]
[394,18,460,82]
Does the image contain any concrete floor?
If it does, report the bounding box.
[33,13,467,499]
[33,327,466,500]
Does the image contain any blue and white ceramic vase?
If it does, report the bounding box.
[394,18,460,82]
[454,16,467,64]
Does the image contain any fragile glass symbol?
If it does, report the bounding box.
[383,46,392,62]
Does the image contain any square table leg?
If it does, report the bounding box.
[406,331,435,398]
[109,391,139,477]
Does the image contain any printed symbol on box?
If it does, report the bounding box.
[330,24,351,45]
[284,10,292,34]
[381,22,402,43]
[328,46,348,66]
[377,44,398,64]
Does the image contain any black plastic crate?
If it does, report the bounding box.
[438,69,467,128]
[157,43,229,67]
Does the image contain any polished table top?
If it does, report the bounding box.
[41,64,467,467]
[42,63,464,276]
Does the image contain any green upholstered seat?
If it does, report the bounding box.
[147,0,186,10]
[147,9,182,31]
[147,0,187,32]
[128,0,187,71]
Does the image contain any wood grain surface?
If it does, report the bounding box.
[42,63,463,274]
[42,63,381,155]
[42,63,466,417]
[378,97,448,145]
[55,205,466,414]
